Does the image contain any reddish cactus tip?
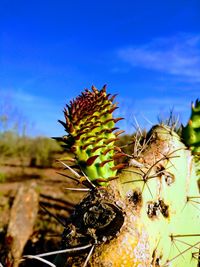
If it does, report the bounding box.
[86,155,99,166]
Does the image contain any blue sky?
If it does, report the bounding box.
[0,0,200,136]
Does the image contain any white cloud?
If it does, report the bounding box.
[117,33,200,82]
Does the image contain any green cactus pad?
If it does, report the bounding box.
[58,86,125,185]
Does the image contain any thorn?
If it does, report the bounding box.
[109,94,118,102]
[96,137,104,143]
[112,153,127,160]
[103,147,114,155]
[109,106,119,113]
[110,127,119,132]
[90,124,101,131]
[111,163,127,171]
[94,176,119,183]
[114,117,124,123]
[133,116,142,136]
[58,157,76,162]
[23,255,56,267]
[91,85,98,93]
[56,172,80,183]
[83,135,96,141]
[107,176,119,181]
[105,138,119,145]
[40,204,66,227]
[164,241,200,266]
[103,146,121,155]
[102,84,107,93]
[86,155,99,166]
[104,118,115,124]
[80,170,96,189]
[170,234,200,238]
[58,120,67,128]
[99,159,113,167]
[88,115,99,121]
[129,159,144,168]
[82,142,94,150]
[100,103,111,111]
[115,130,125,136]
[115,146,122,152]
[91,145,106,153]
[65,188,91,192]
[83,245,95,267]
[57,160,81,178]
[52,137,64,141]
[25,244,93,259]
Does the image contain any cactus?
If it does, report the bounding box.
[56,85,124,186]
[26,86,200,267]
[182,99,200,154]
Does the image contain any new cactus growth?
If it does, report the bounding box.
[57,85,124,186]
[26,86,200,267]
[182,99,200,154]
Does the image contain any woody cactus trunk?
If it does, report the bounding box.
[51,86,199,267]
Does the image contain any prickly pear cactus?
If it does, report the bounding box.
[26,86,200,267]
[53,86,199,267]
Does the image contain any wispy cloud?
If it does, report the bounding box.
[117,33,200,82]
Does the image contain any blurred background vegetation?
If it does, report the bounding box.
[0,99,135,183]
[0,99,64,183]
